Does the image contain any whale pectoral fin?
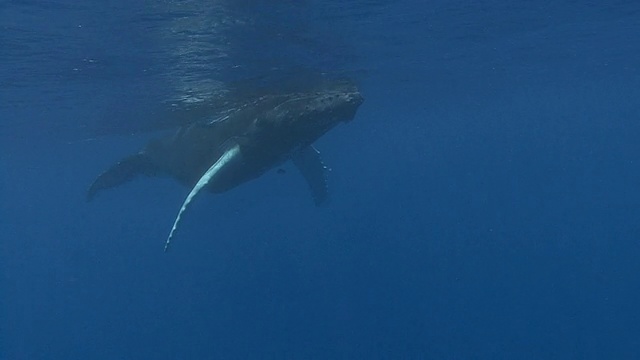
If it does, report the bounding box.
[291,146,330,206]
[87,153,157,202]
[164,144,242,252]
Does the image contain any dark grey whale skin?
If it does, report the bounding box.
[87,80,363,203]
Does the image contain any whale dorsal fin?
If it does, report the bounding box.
[164,143,242,252]
[291,146,330,206]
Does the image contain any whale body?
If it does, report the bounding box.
[88,79,364,250]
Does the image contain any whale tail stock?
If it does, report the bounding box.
[87,153,158,202]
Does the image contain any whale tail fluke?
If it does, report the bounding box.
[87,153,158,202]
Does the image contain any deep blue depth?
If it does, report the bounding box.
[2,1,640,359]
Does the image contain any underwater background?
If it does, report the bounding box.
[2,0,640,358]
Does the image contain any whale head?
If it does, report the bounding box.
[251,80,364,149]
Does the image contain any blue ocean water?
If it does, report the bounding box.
[2,0,640,358]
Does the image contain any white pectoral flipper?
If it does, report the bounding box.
[291,146,330,206]
[164,144,242,252]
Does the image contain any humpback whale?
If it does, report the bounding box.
[88,79,363,251]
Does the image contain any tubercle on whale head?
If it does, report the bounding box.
[305,86,363,128]
[252,80,363,132]
[336,90,363,122]
[240,82,363,160]
[289,83,362,123]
